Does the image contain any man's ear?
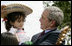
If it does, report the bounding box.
[52,21,56,25]
[50,20,55,27]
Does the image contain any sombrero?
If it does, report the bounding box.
[1,4,33,18]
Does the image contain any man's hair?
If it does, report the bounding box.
[45,6,64,27]
[1,32,19,45]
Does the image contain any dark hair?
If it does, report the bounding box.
[1,32,19,45]
[5,12,26,31]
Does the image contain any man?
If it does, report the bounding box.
[31,6,64,45]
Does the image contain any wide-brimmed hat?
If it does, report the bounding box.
[1,4,33,18]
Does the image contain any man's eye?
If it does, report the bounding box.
[42,16,44,19]
[42,17,44,19]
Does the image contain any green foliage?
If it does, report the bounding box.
[24,41,33,45]
[52,1,71,29]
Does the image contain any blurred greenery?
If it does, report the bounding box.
[43,1,71,29]
[24,41,33,45]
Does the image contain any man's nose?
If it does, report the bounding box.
[39,18,41,21]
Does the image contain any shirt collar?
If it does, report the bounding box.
[45,30,51,33]
[44,27,57,33]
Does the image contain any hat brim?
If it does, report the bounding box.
[1,4,33,18]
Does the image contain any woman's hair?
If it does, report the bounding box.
[5,12,26,31]
[1,32,19,45]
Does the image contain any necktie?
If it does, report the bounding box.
[38,31,45,39]
[33,31,45,44]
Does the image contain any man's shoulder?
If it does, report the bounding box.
[32,29,61,37]
[31,32,42,42]
[50,29,61,34]
[32,32,41,37]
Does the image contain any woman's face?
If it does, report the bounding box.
[11,17,25,29]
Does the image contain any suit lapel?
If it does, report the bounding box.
[37,31,52,43]
[34,28,58,44]
[33,33,41,43]
[34,31,52,44]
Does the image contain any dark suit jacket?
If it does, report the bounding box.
[31,28,65,45]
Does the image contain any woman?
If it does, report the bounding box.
[1,4,33,45]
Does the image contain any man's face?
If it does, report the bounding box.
[39,10,51,30]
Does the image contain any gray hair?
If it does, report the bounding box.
[45,6,64,26]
